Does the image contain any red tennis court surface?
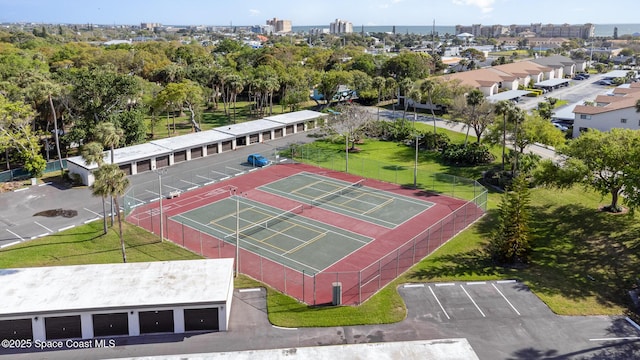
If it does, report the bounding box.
[126,163,485,305]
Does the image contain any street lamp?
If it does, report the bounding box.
[414,134,422,188]
[153,168,168,242]
[231,188,240,277]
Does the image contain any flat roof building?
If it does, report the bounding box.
[0,259,234,342]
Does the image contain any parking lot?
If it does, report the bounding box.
[401,280,550,322]
[400,281,640,359]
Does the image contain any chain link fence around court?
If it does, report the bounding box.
[127,189,485,305]
[124,144,488,305]
[288,143,487,203]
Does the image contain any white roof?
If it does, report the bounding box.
[109,339,480,360]
[602,70,636,79]
[151,130,234,151]
[487,90,532,102]
[67,142,172,170]
[554,102,581,120]
[264,110,328,125]
[213,119,283,136]
[0,259,234,316]
[534,78,570,87]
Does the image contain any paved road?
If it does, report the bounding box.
[4,282,639,359]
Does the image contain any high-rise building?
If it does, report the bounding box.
[455,23,594,39]
[266,18,292,33]
[330,19,353,34]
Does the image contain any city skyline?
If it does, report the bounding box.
[1,0,639,27]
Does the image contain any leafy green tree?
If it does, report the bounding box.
[489,174,532,264]
[515,114,566,153]
[0,95,45,177]
[535,128,640,212]
[64,66,140,144]
[92,164,130,263]
[382,51,433,81]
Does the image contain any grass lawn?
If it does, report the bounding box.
[146,100,317,140]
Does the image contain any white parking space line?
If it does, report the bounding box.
[34,221,53,233]
[1,241,21,248]
[428,286,450,320]
[84,208,103,217]
[492,283,521,316]
[497,280,517,284]
[239,288,262,293]
[14,187,28,192]
[467,281,486,285]
[460,285,486,317]
[39,182,52,186]
[30,233,50,240]
[589,337,640,341]
[180,179,199,187]
[404,284,424,288]
[6,229,24,241]
[58,225,76,232]
[435,283,456,287]
[84,217,101,224]
[626,317,640,332]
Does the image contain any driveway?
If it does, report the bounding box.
[4,282,639,359]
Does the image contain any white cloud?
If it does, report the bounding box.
[452,0,495,14]
[249,9,260,16]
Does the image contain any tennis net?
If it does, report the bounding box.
[225,204,303,239]
[310,179,364,207]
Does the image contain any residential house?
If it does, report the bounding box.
[572,83,640,138]
[531,54,582,79]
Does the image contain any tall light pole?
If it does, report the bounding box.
[414,134,421,188]
[231,188,240,277]
[345,131,349,173]
[154,168,168,242]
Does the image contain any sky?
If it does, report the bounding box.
[1,0,638,26]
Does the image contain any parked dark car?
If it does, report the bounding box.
[247,154,270,167]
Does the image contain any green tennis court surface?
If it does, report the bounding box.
[170,197,373,273]
[258,172,434,228]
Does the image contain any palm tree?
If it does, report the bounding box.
[419,79,437,133]
[408,88,422,127]
[95,122,123,226]
[372,76,386,121]
[92,164,130,263]
[494,100,516,170]
[81,142,108,234]
[510,108,525,176]
[464,89,485,146]
[399,78,414,120]
[385,77,397,119]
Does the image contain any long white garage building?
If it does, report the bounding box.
[0,259,234,341]
[66,110,328,186]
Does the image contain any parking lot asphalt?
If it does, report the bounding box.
[5,281,639,360]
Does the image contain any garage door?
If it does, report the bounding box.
[274,129,283,138]
[285,125,294,135]
[262,131,272,141]
[221,141,232,152]
[191,147,203,159]
[206,144,218,155]
[184,308,219,332]
[137,159,151,173]
[45,315,82,340]
[93,313,129,337]
[249,134,259,144]
[174,150,187,163]
[0,319,33,340]
[119,164,132,176]
[139,310,174,334]
[156,155,169,168]
[296,123,304,132]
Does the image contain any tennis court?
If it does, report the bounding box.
[170,197,373,273]
[258,172,434,228]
